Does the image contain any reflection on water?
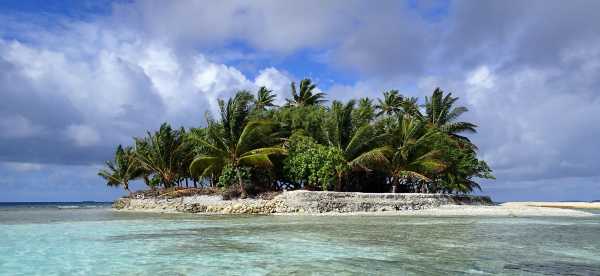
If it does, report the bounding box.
[0,205,599,275]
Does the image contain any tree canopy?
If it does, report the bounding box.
[99,78,493,197]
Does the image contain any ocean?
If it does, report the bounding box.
[1,203,599,275]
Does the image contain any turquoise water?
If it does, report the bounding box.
[1,204,600,275]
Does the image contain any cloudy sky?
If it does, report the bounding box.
[1,0,599,202]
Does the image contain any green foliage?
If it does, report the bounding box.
[367,117,447,192]
[375,90,403,117]
[100,81,494,196]
[273,105,328,143]
[352,98,375,127]
[287,78,326,107]
[284,135,349,191]
[148,175,161,189]
[188,91,286,197]
[133,123,189,188]
[431,134,494,193]
[218,165,251,188]
[98,145,144,193]
[254,86,277,111]
[425,88,477,141]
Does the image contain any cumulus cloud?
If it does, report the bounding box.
[0,16,292,166]
[113,0,359,53]
[1,0,599,200]
[254,67,292,105]
[65,124,101,147]
[0,115,44,138]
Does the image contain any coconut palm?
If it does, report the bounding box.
[189,91,286,198]
[286,78,326,107]
[352,97,376,127]
[133,123,189,188]
[375,90,403,117]
[424,88,477,140]
[98,145,143,194]
[326,100,389,190]
[354,117,446,193]
[254,86,277,111]
[400,96,423,120]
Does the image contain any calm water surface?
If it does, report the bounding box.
[1,203,599,275]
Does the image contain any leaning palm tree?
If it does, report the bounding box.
[133,123,189,188]
[286,78,326,107]
[424,88,477,141]
[254,86,277,111]
[375,90,403,117]
[354,117,446,193]
[189,91,286,198]
[98,145,143,195]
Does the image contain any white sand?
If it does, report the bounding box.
[501,201,600,209]
[273,204,595,217]
[116,205,594,217]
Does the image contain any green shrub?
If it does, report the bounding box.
[283,134,349,190]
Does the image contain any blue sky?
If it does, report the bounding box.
[1,0,599,202]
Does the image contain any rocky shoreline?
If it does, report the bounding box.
[113,190,494,214]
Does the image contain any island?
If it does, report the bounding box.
[100,80,593,217]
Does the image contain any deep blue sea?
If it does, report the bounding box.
[1,202,600,275]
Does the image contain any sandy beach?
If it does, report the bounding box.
[116,203,596,217]
[267,205,595,217]
[113,191,600,217]
[501,201,600,209]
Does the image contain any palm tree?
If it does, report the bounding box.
[353,97,376,127]
[424,88,477,141]
[326,100,388,190]
[254,86,277,111]
[189,91,286,198]
[286,78,326,107]
[400,96,423,120]
[133,123,188,188]
[375,90,403,117]
[98,145,143,195]
[355,117,446,193]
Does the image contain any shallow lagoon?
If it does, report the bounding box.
[1,204,599,275]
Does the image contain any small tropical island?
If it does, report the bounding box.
[100,79,591,216]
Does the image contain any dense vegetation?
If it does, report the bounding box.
[99,79,494,198]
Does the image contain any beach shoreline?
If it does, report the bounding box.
[113,190,596,217]
[501,201,600,209]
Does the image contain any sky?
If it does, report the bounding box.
[1,0,599,202]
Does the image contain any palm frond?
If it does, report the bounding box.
[238,154,274,168]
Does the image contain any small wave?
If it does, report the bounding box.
[56,206,81,209]
[56,204,110,209]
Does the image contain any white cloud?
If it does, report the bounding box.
[116,1,359,53]
[2,1,600,201]
[1,161,45,172]
[0,17,297,164]
[65,124,101,147]
[254,67,292,105]
[0,115,44,138]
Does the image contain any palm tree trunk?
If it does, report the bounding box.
[124,181,132,196]
[236,168,247,198]
[335,173,343,192]
[392,177,400,193]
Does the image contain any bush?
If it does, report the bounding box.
[283,134,349,190]
[218,165,251,188]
